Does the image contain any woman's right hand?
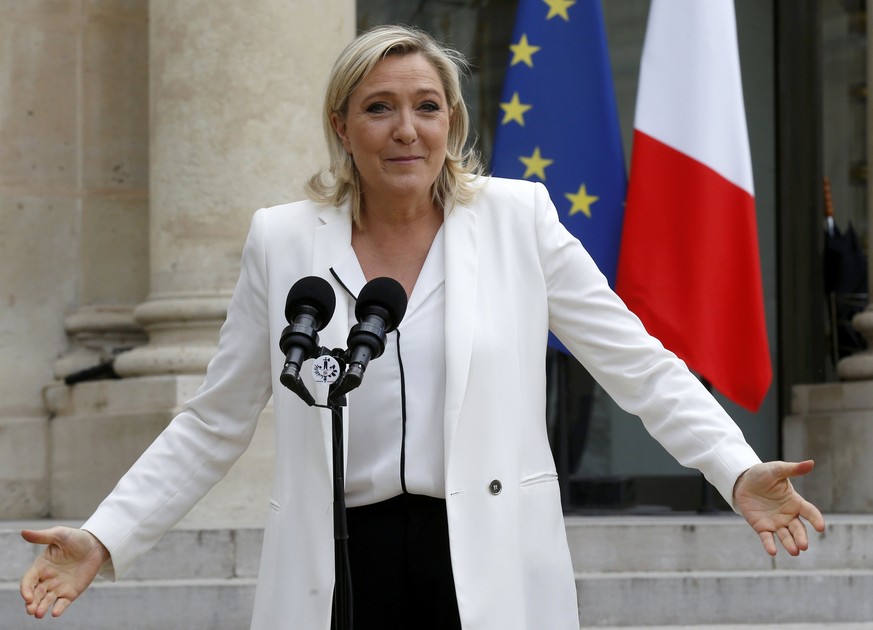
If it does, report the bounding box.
[19,526,110,618]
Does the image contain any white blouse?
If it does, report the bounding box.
[331,226,447,508]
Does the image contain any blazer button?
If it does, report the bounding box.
[489,480,502,495]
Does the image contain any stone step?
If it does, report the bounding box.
[1,520,263,583]
[599,626,873,629]
[3,573,869,629]
[567,514,873,626]
[7,514,868,579]
[565,513,872,573]
[0,579,257,630]
[2,520,262,629]
[576,569,873,627]
[3,516,871,628]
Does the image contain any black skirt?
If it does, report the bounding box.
[341,493,462,630]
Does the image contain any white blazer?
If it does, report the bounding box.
[83,177,761,629]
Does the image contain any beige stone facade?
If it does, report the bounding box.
[1,0,354,521]
[1,1,871,523]
[1,1,149,519]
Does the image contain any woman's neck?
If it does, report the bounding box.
[352,200,443,296]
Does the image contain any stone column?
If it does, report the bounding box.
[836,5,873,382]
[784,6,873,514]
[46,0,355,524]
[0,2,148,519]
[116,0,354,377]
[53,0,151,383]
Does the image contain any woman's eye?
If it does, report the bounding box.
[366,103,389,114]
[420,101,440,113]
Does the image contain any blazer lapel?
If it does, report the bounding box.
[312,203,352,352]
[443,202,478,461]
[312,203,353,470]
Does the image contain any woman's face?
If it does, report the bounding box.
[331,52,451,211]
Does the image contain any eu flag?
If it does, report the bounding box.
[491,0,627,287]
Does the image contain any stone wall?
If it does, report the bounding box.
[1,0,354,521]
[0,1,149,519]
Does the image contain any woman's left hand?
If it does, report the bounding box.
[733,460,826,556]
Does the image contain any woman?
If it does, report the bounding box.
[20,25,824,630]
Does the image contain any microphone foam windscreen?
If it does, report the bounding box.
[355,277,408,330]
[285,276,336,328]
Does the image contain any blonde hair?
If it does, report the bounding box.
[305,25,484,224]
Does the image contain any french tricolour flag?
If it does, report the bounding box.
[616,0,772,411]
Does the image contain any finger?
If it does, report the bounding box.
[788,517,809,551]
[780,459,815,479]
[25,580,48,615]
[776,526,799,556]
[21,528,62,546]
[758,530,777,556]
[800,499,826,533]
[52,597,73,617]
[26,599,42,617]
[35,590,57,620]
[757,460,806,482]
[20,565,39,602]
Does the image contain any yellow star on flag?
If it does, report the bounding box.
[510,34,541,68]
[500,92,533,126]
[565,183,599,218]
[544,0,576,21]
[519,147,554,180]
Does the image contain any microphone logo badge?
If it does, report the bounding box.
[312,355,340,384]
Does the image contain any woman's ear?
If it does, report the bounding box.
[330,112,351,153]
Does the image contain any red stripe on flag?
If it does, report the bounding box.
[617,130,771,411]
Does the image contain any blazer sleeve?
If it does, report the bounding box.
[82,208,274,579]
[530,182,761,508]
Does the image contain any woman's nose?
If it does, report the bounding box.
[392,111,417,144]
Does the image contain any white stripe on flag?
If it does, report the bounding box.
[633,0,754,195]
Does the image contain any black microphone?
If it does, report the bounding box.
[330,277,407,401]
[279,276,336,404]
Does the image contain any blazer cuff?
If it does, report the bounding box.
[80,525,117,582]
[710,448,763,514]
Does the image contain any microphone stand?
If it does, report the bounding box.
[281,348,354,630]
[322,384,352,630]
[279,276,406,630]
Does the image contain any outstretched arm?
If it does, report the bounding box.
[20,526,110,619]
[733,460,826,556]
